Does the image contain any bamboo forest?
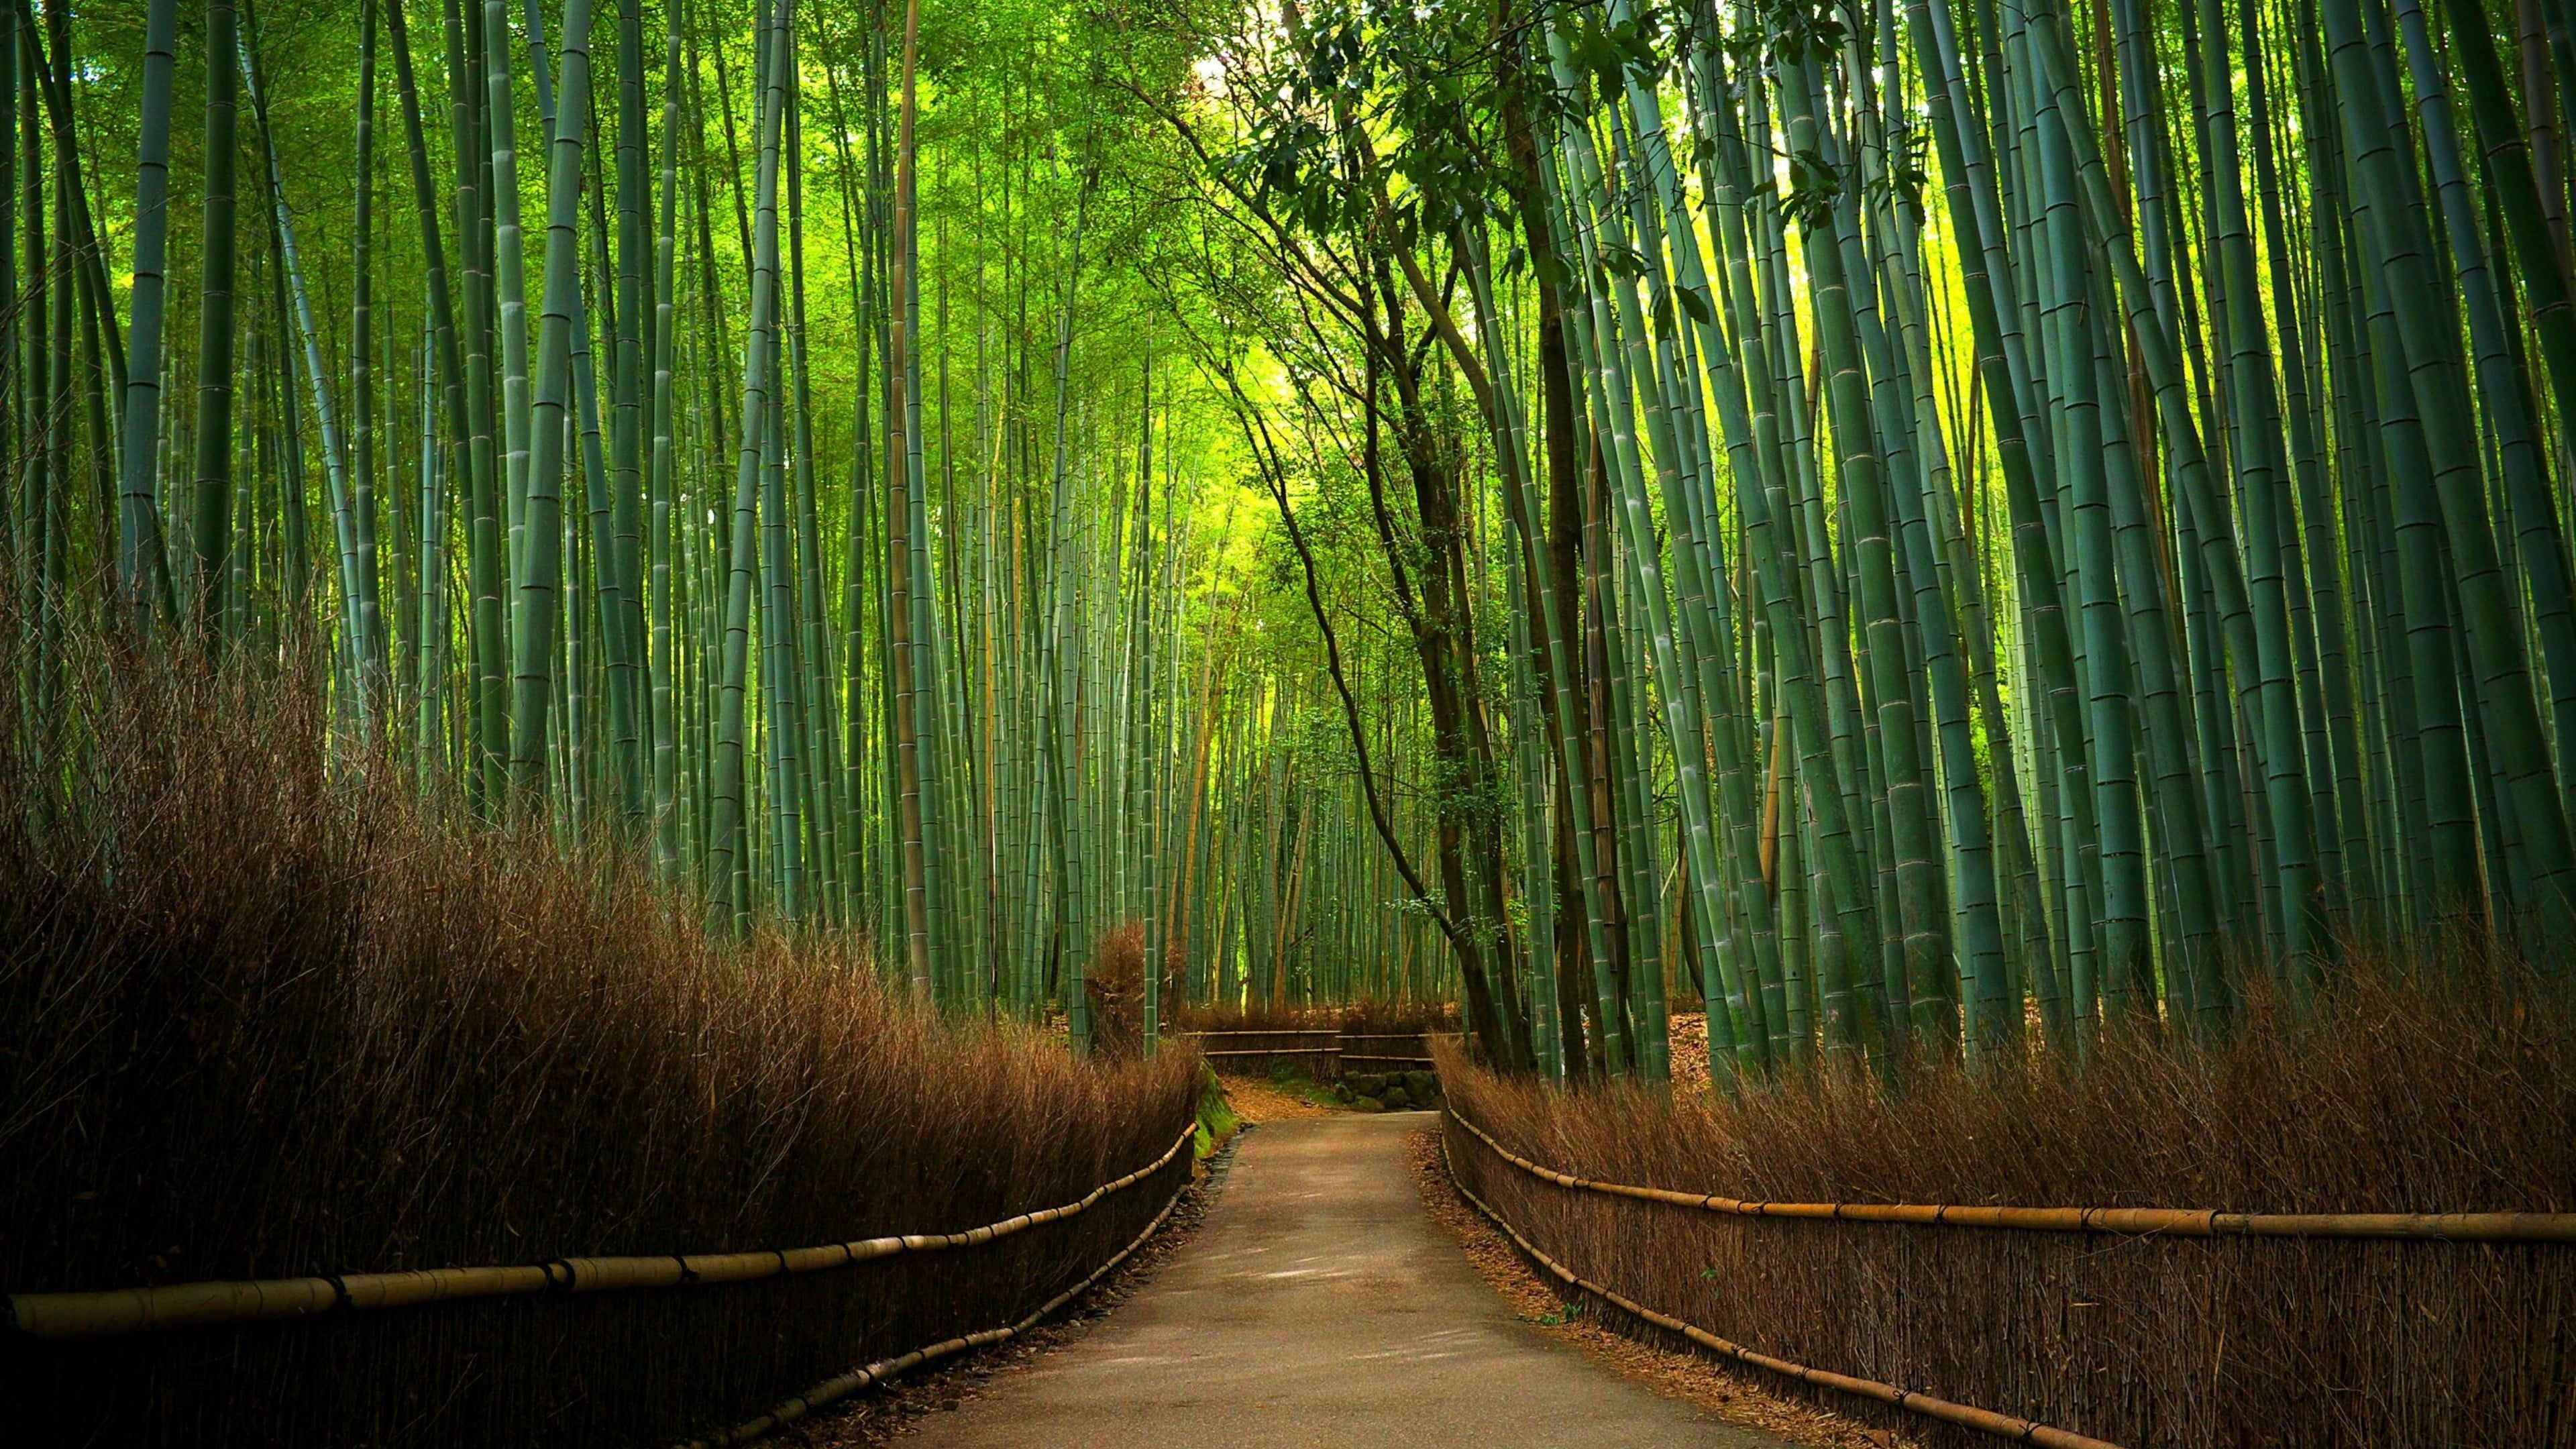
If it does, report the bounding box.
[3,0,2571,1444]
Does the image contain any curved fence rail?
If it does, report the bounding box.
[1179,1027,1446,1078]
[1448,1108,2576,1242]
[1442,1137,2124,1449]
[8,1123,1199,1342]
[1444,1104,2576,1448]
[678,1174,1189,1448]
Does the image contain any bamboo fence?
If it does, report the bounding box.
[676,1176,1189,1448]
[1179,1027,1345,1077]
[1179,1026,1444,1079]
[8,1123,1197,1341]
[1444,1152,2124,1449]
[1443,1108,2576,1447]
[1448,1110,2576,1244]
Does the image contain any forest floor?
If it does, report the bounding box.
[1211,1067,1352,1120]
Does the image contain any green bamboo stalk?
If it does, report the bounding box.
[115,0,180,633]
[240,20,372,736]
[887,0,935,994]
[507,0,596,802]
[191,0,241,640]
[703,0,786,926]
[443,0,508,804]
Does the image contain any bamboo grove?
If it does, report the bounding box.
[17,0,1495,1049]
[1157,0,2576,1082]
[26,0,2576,1077]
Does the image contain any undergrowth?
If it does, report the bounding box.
[1448,952,2573,1213]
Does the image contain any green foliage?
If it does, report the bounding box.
[1194,1061,1241,1157]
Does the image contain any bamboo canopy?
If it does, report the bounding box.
[14,0,2576,1065]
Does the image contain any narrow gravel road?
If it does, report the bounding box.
[900,1112,1793,1448]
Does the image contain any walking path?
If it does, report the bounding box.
[902,1112,1793,1448]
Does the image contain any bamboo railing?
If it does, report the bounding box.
[1179,1027,1445,1079]
[8,1122,1199,1341]
[674,1167,1191,1448]
[1442,1140,2127,1449]
[1182,1027,1342,1069]
[1448,1108,2576,1242]
[1338,1031,1440,1071]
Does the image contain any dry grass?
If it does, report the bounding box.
[1666,1011,1711,1093]
[1087,920,1148,1059]
[0,644,1197,1448]
[1442,959,2576,1448]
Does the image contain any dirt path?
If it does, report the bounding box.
[896,1112,1794,1448]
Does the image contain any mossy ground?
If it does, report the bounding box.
[1259,1062,1353,1110]
[1330,1068,1446,1114]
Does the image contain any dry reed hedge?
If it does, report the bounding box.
[1440,966,2576,1448]
[0,647,1199,1448]
[1087,922,1148,1059]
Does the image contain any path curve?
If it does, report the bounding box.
[900,1112,1791,1448]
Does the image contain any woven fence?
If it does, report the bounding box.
[1442,1108,2576,1448]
